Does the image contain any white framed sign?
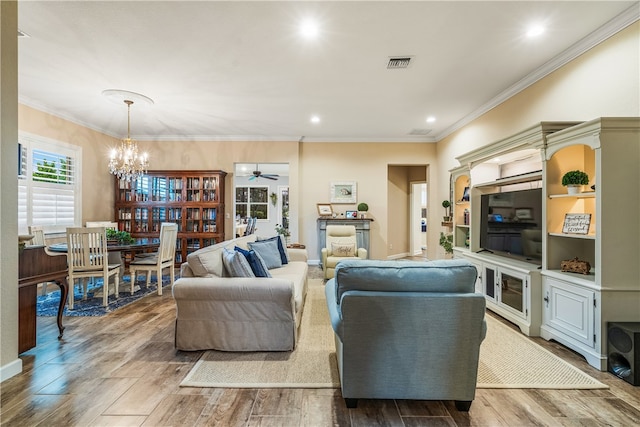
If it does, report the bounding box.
[562,213,591,234]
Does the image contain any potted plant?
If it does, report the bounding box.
[442,200,451,222]
[357,202,369,218]
[106,228,134,244]
[562,170,589,195]
[439,232,453,256]
[274,224,291,245]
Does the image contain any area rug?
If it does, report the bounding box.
[180,280,607,390]
[36,274,173,317]
[180,278,340,388]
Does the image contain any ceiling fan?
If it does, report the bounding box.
[249,164,279,181]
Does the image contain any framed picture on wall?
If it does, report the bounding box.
[317,203,333,217]
[330,181,357,203]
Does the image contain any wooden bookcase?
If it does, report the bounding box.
[114,170,227,265]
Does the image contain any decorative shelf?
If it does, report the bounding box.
[548,232,596,240]
[441,221,453,227]
[548,192,595,199]
[456,224,470,228]
[474,171,542,188]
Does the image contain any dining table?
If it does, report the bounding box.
[48,237,161,277]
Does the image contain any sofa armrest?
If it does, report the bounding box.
[324,278,343,339]
[180,262,194,277]
[287,247,308,263]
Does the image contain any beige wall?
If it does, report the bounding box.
[436,22,640,213]
[1,0,20,380]
[299,142,436,261]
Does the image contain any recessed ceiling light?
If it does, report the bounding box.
[310,115,321,124]
[426,116,436,123]
[526,25,545,38]
[300,19,319,39]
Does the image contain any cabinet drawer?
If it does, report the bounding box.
[543,277,594,347]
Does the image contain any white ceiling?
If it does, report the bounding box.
[17,1,639,143]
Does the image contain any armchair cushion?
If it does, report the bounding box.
[248,238,283,269]
[333,258,476,302]
[331,242,355,257]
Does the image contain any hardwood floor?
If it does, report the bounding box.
[2,266,639,426]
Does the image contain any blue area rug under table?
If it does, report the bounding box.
[37,274,174,317]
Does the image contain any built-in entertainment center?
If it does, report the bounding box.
[451,118,640,371]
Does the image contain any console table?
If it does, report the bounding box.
[317,217,373,266]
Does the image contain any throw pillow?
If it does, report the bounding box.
[234,246,272,278]
[222,248,255,278]
[332,242,356,257]
[248,239,283,269]
[257,235,289,264]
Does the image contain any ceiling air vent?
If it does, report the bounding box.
[387,56,412,69]
[408,128,432,136]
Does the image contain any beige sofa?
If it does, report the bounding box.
[172,234,308,351]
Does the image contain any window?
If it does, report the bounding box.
[18,134,82,234]
[235,186,269,220]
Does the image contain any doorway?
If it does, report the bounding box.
[410,182,427,257]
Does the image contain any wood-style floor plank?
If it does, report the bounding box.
[2,265,639,427]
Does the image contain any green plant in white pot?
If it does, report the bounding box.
[562,170,589,195]
[357,202,369,218]
[442,200,451,222]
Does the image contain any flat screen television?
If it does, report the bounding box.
[478,188,543,264]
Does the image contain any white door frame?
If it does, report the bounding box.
[410,181,427,256]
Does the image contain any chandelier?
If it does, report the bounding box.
[107,96,150,182]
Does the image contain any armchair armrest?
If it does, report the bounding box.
[357,248,367,259]
[287,247,308,263]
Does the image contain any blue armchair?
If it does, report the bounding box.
[325,259,486,411]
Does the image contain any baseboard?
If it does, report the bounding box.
[0,358,23,382]
[387,252,409,260]
[308,259,321,266]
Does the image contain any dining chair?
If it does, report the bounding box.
[128,222,178,296]
[28,225,52,296]
[28,225,46,246]
[66,227,121,309]
[86,221,126,272]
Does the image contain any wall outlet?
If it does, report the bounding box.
[226,213,230,219]
[389,243,393,249]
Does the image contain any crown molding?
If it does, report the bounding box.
[434,4,640,142]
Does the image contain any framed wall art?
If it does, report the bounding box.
[317,203,333,217]
[330,181,357,204]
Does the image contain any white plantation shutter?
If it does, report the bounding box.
[18,135,81,234]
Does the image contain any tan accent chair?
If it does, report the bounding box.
[66,227,121,309]
[321,225,367,280]
[128,222,178,295]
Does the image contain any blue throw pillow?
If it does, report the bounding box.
[257,235,289,265]
[248,238,283,269]
[221,248,255,278]
[234,246,272,278]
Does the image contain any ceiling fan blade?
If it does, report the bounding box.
[248,175,256,180]
[263,175,278,180]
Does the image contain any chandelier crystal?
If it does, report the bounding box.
[108,99,149,182]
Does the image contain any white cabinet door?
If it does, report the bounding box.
[496,266,529,320]
[543,276,595,348]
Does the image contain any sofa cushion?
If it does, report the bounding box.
[187,235,257,277]
[222,248,255,278]
[248,239,283,269]
[331,242,355,257]
[334,259,477,302]
[257,235,289,264]
[235,246,272,278]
